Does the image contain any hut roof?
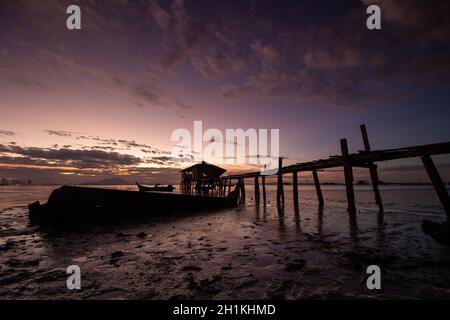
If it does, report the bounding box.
[180,161,227,176]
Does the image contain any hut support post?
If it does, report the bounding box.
[341,139,356,216]
[293,171,299,207]
[262,175,267,203]
[312,169,324,207]
[254,177,260,201]
[277,157,285,205]
[422,155,450,219]
[360,124,383,213]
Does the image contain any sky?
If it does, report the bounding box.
[1,0,450,184]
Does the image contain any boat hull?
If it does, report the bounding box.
[28,185,239,226]
[136,183,174,192]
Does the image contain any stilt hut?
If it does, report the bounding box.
[180,161,227,195]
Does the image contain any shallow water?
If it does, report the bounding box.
[1,184,450,299]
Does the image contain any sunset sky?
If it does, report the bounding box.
[1,0,450,184]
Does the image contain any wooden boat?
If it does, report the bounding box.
[136,182,174,192]
[28,185,239,226]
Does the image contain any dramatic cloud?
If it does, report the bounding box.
[134,80,164,105]
[0,165,183,185]
[3,0,450,110]
[0,143,141,169]
[219,0,450,107]
[148,0,171,29]
[6,75,47,89]
[145,156,175,166]
[1,0,449,184]
[0,130,15,137]
[29,131,172,157]
[45,130,78,137]
[0,2,194,118]
[362,0,450,43]
[160,0,245,78]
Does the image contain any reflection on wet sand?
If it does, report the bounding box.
[317,206,323,235]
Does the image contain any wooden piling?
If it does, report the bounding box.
[360,124,383,213]
[341,139,356,215]
[222,181,226,196]
[312,169,324,206]
[262,175,267,203]
[240,178,246,201]
[277,157,285,205]
[422,155,450,218]
[254,176,260,201]
[293,171,299,207]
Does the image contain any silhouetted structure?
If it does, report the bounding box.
[180,161,227,195]
[28,185,239,226]
[223,124,450,223]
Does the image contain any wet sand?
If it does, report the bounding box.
[1,185,450,299]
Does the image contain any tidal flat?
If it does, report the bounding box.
[1,185,450,299]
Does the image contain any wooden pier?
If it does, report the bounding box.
[222,124,450,220]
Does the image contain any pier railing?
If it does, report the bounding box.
[222,124,450,220]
